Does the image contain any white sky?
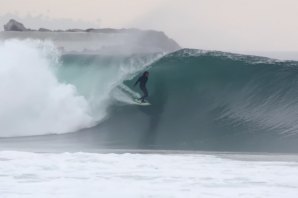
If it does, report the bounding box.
[1,0,298,52]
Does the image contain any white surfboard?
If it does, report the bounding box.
[133,98,151,106]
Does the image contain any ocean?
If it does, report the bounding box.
[0,39,298,197]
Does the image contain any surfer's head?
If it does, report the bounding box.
[143,71,149,77]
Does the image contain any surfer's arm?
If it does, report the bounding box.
[134,77,140,86]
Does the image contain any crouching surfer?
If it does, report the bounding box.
[134,71,149,103]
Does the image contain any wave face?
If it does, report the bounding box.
[102,49,298,151]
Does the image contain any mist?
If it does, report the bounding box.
[1,0,298,55]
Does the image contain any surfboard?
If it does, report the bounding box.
[133,98,151,106]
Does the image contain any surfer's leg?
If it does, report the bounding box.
[138,93,144,102]
[141,87,148,102]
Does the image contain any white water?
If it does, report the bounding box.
[111,84,141,105]
[0,151,297,198]
[0,40,96,137]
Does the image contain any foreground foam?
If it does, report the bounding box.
[0,151,297,198]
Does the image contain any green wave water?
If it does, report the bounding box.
[99,49,298,151]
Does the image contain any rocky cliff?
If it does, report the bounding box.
[1,19,181,54]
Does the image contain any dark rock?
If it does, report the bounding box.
[38,28,51,32]
[65,29,85,32]
[4,19,27,31]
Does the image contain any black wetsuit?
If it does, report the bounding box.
[134,75,148,102]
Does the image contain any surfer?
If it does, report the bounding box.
[134,71,149,103]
